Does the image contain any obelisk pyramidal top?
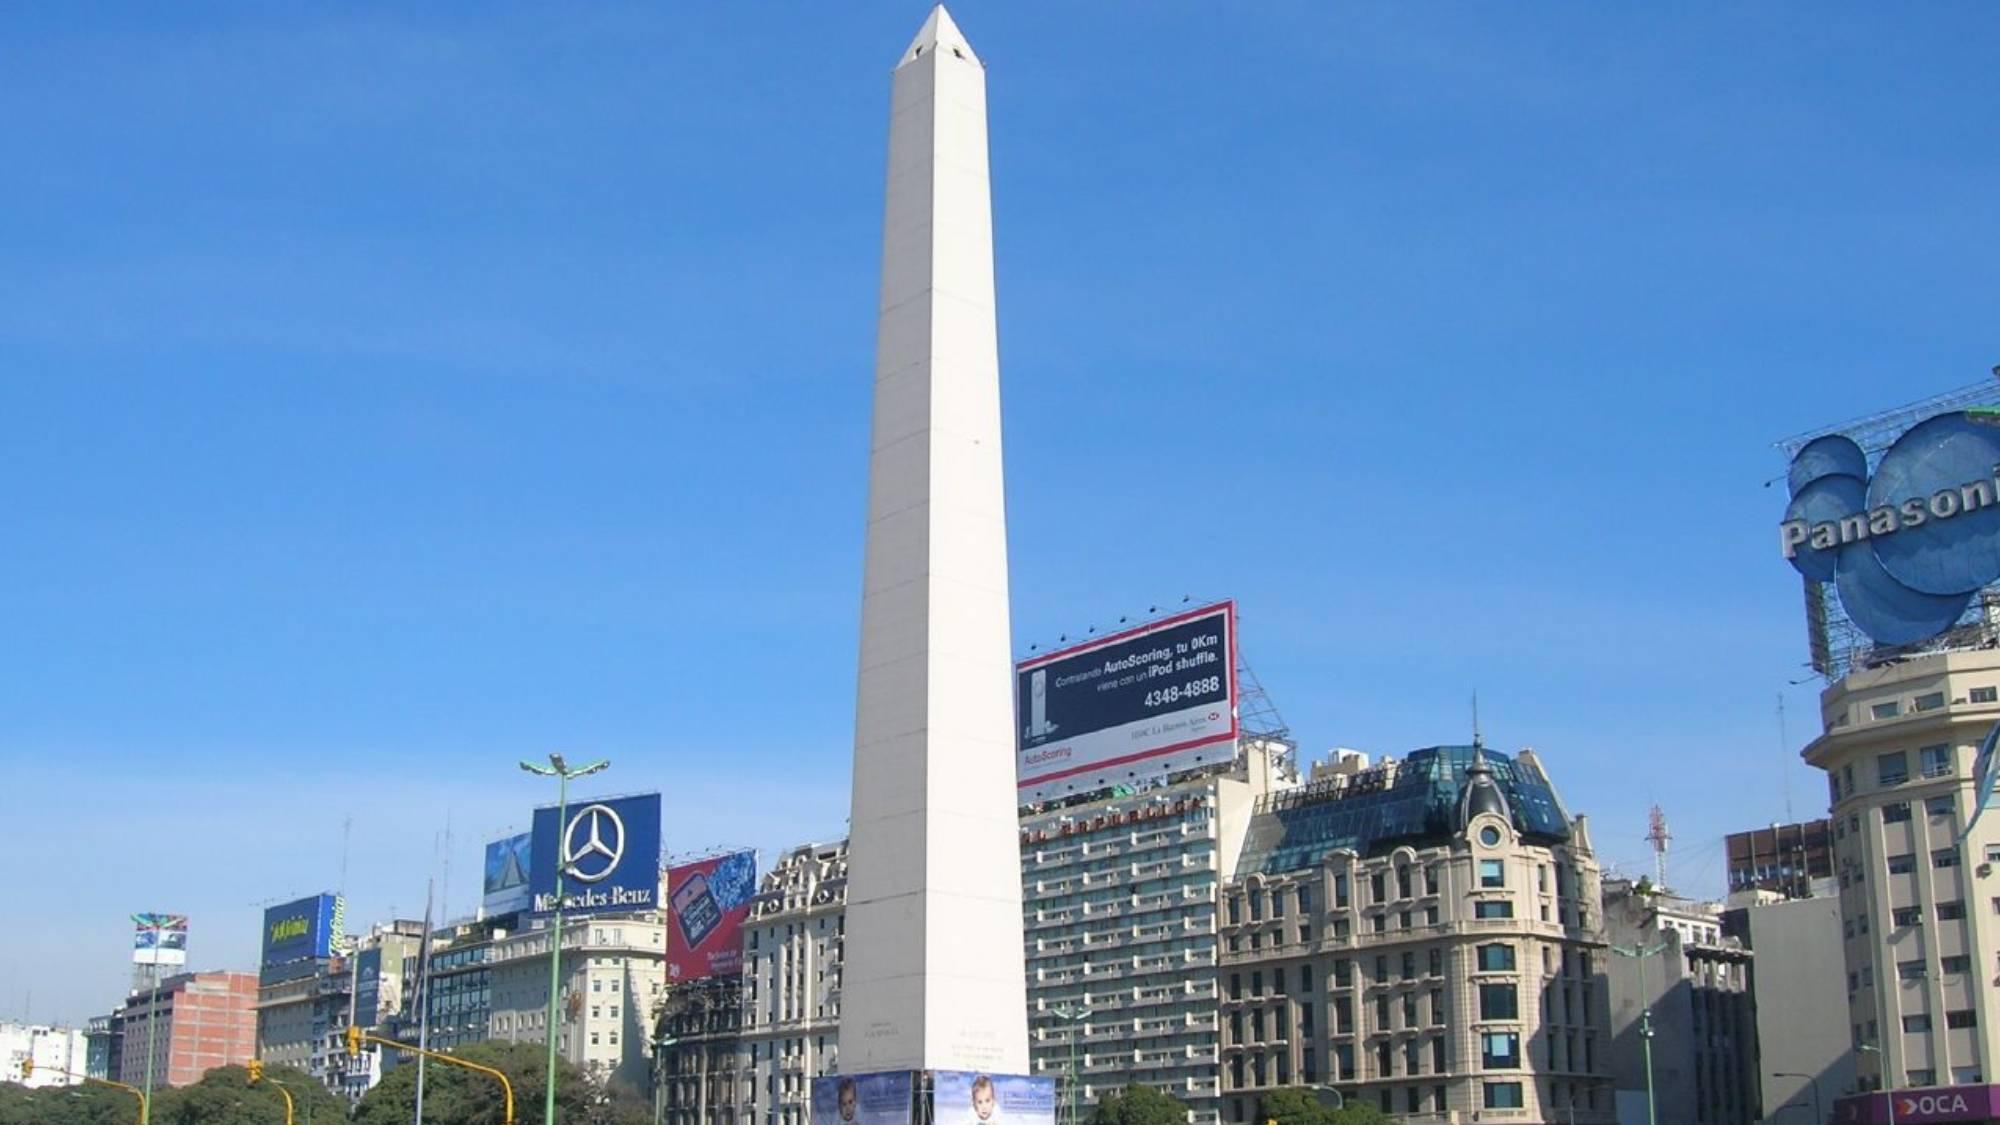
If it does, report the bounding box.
[840,6,1029,1076]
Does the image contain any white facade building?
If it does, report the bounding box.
[0,1022,88,1088]
[489,914,667,1095]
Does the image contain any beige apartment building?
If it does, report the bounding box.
[1807,648,2000,1097]
[1219,746,1612,1125]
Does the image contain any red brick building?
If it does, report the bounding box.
[114,970,258,1088]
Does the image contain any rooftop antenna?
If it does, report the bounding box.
[1777,693,1795,824]
[1471,691,1482,749]
[339,814,353,900]
[1646,805,1672,890]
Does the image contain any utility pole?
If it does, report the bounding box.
[1610,941,1669,1125]
[520,753,611,1125]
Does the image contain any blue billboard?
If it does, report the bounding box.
[1782,410,2000,646]
[810,1072,913,1125]
[261,893,340,968]
[483,832,533,916]
[528,792,661,915]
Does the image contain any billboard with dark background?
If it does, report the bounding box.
[1016,601,1236,802]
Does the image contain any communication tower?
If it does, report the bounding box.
[1646,805,1671,890]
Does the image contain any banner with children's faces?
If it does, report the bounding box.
[933,1072,1056,1125]
[811,1072,913,1125]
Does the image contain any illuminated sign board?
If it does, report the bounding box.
[1782,410,2000,646]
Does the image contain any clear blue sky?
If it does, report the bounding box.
[3,3,1995,1027]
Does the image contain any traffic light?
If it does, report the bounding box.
[344,1025,361,1057]
[247,1059,264,1083]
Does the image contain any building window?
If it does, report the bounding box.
[1935,848,1960,868]
[1974,687,1999,704]
[1401,952,1416,980]
[1941,955,1972,974]
[1375,957,1389,984]
[1479,860,1505,888]
[1914,691,1946,713]
[1948,1010,1978,1029]
[1334,874,1349,909]
[1371,874,1387,903]
[1252,971,1263,996]
[1938,901,1966,920]
[1879,752,1909,786]
[1432,1037,1447,1071]
[1887,854,1916,875]
[1228,897,1241,925]
[1479,825,1502,847]
[1376,996,1391,1030]
[1426,905,1440,926]
[1872,701,1902,720]
[1335,998,1353,1035]
[1428,949,1442,976]
[1398,868,1413,899]
[1921,744,1952,777]
[1899,960,1927,981]
[1298,885,1312,914]
[1403,994,1418,1027]
[1371,915,1387,934]
[1482,1032,1520,1069]
[1333,959,1351,987]
[1425,866,1441,895]
[1404,1040,1421,1076]
[1927,796,1955,818]
[1893,907,1922,927]
[1483,1082,1524,1109]
[1903,1014,1932,1033]
[1884,802,1913,823]
[1479,984,1518,1020]
[1474,901,1514,920]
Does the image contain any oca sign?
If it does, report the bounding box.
[1781,410,2000,646]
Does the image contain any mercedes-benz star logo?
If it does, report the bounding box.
[561,804,626,884]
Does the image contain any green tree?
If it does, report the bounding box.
[0,1078,156,1125]
[1255,1088,1387,1125]
[1086,1083,1192,1125]
[150,1064,348,1125]
[352,1040,598,1125]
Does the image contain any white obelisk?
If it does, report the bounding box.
[841,6,1029,1076]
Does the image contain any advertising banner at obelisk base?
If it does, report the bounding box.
[811,1072,913,1125]
[933,1072,1056,1125]
[666,849,758,982]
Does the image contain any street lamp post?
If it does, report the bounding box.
[520,753,611,1125]
[1610,942,1669,1125]
[1858,1044,1897,1125]
[1050,1005,1088,1125]
[1774,1071,1826,1125]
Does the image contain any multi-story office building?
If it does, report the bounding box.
[1806,649,2000,1104]
[0,1023,88,1087]
[658,976,747,1125]
[1727,820,1835,901]
[737,839,848,1125]
[1603,880,1756,1125]
[84,1013,116,1081]
[256,956,361,1095]
[1018,741,1291,1125]
[118,970,258,1088]
[419,917,505,1051]
[1220,745,1611,1125]
[490,914,667,1095]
